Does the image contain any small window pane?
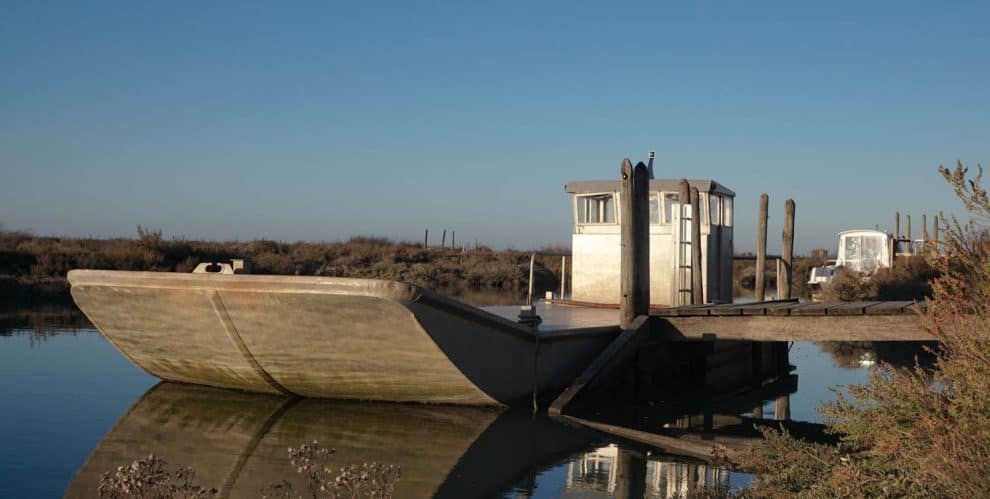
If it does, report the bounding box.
[709,195,721,225]
[649,193,660,224]
[576,194,616,224]
[662,193,679,224]
[723,197,733,227]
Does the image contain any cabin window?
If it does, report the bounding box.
[709,194,721,225]
[842,234,887,273]
[649,193,660,224]
[722,197,733,227]
[661,193,679,224]
[577,193,616,224]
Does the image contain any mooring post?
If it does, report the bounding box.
[775,394,791,421]
[895,211,902,261]
[690,186,703,304]
[779,199,795,299]
[755,193,769,302]
[560,255,567,299]
[620,159,650,329]
[424,229,429,250]
[934,214,941,252]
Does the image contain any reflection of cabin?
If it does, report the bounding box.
[565,444,732,497]
[565,180,735,306]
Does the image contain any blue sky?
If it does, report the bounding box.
[2,1,987,252]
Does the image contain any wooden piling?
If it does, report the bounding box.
[690,186,703,304]
[755,194,769,301]
[934,214,940,251]
[560,255,567,299]
[922,213,929,244]
[424,229,429,250]
[441,229,447,250]
[779,199,795,299]
[452,230,456,249]
[893,211,901,265]
[907,214,912,241]
[774,395,791,421]
[620,159,650,329]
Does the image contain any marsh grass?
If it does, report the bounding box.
[0,231,566,303]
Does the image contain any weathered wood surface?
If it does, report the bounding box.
[620,159,650,329]
[755,193,769,301]
[690,186,703,304]
[779,199,795,299]
[652,300,931,341]
[491,300,930,341]
[70,270,618,405]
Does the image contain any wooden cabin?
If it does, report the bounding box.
[565,179,735,306]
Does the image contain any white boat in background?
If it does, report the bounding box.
[807,229,894,298]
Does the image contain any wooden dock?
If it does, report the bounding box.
[652,299,930,342]
[489,299,930,342]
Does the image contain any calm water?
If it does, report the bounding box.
[0,305,930,498]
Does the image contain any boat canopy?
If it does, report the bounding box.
[836,230,892,274]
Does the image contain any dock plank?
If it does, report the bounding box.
[827,301,885,315]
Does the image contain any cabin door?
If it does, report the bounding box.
[670,201,694,306]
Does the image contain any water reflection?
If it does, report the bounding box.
[62,383,756,499]
[67,370,805,498]
[1,305,937,497]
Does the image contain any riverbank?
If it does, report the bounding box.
[0,229,564,306]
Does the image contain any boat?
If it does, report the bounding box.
[68,270,619,406]
[69,163,737,406]
[807,229,894,299]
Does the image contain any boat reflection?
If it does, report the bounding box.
[65,382,606,498]
[67,341,818,498]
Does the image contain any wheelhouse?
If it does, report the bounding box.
[565,179,735,306]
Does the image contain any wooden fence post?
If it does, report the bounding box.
[779,198,795,299]
[620,159,650,329]
[755,193,769,301]
[690,186,703,304]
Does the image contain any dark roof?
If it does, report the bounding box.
[564,179,735,197]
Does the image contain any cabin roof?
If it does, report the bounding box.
[838,229,891,238]
[564,179,736,197]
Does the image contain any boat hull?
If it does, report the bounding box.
[68,270,618,405]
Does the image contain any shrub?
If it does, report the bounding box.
[731,162,990,497]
